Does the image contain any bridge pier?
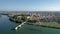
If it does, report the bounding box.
[15,21,27,30]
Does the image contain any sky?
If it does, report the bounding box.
[0,0,60,11]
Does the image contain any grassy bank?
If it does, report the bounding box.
[42,22,60,27]
[27,22,60,29]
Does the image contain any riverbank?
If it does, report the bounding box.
[9,16,60,29]
[27,22,60,29]
[8,14,60,29]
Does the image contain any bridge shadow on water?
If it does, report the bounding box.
[26,28,41,31]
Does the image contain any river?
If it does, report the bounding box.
[0,15,60,34]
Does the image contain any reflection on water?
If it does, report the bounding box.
[0,15,60,34]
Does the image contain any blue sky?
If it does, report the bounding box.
[0,0,60,11]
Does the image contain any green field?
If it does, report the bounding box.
[42,22,60,27]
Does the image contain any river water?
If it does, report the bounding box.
[0,15,60,34]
